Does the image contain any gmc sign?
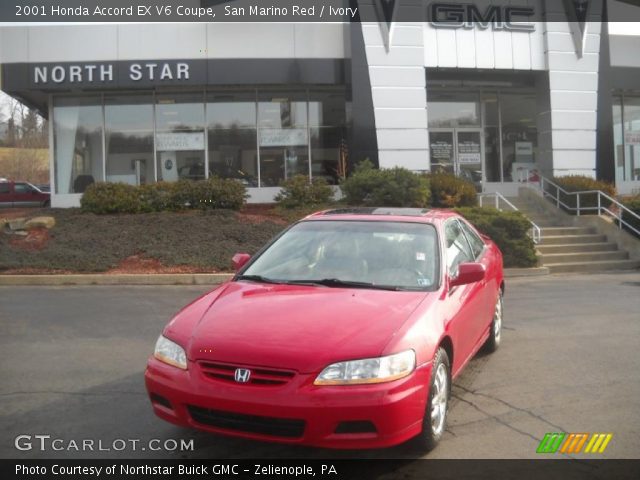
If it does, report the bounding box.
[429,3,535,31]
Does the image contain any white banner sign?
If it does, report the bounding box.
[259,128,308,147]
[156,132,204,151]
[458,153,482,164]
[625,131,640,146]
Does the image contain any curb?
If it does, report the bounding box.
[504,267,550,278]
[0,273,233,286]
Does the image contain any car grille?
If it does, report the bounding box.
[187,405,305,438]
[198,361,295,386]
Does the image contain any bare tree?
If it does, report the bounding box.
[0,95,49,183]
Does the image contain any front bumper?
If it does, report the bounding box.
[145,357,431,449]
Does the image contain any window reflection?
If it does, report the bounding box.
[105,95,154,185]
[428,93,480,128]
[499,94,537,182]
[53,97,103,194]
[156,93,205,182]
[614,95,640,183]
[258,93,309,186]
[52,88,347,192]
[207,91,258,187]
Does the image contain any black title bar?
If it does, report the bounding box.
[3,459,640,480]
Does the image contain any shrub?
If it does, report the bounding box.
[81,178,247,214]
[138,182,181,212]
[428,172,477,208]
[274,175,334,209]
[190,177,248,210]
[621,195,640,237]
[81,182,141,214]
[340,160,431,207]
[456,207,538,268]
[551,175,617,213]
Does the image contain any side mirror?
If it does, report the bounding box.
[449,262,485,289]
[232,253,251,272]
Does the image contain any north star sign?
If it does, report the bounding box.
[429,3,535,31]
[30,61,194,87]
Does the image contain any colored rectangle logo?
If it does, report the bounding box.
[537,433,612,454]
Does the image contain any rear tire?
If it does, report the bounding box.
[42,200,50,208]
[413,347,450,452]
[484,290,503,353]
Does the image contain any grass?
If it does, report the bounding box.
[0,208,286,273]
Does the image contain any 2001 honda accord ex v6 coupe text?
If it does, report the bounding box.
[145,208,505,450]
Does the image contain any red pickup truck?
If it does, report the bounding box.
[0,180,50,207]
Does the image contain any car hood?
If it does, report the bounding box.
[186,281,428,373]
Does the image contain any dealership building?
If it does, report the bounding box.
[1,0,640,207]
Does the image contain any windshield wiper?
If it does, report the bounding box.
[235,274,283,284]
[287,278,402,291]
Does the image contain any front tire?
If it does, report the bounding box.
[414,347,450,452]
[484,290,503,353]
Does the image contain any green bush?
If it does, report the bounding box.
[274,175,334,209]
[190,177,248,210]
[456,207,538,268]
[621,195,640,237]
[428,172,477,208]
[81,178,247,214]
[81,182,141,214]
[138,182,181,212]
[340,160,431,207]
[551,175,617,213]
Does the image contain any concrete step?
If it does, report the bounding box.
[545,259,640,274]
[522,214,572,226]
[539,234,607,245]
[541,250,629,264]
[540,226,597,236]
[537,242,619,254]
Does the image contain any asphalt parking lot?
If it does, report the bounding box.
[1,272,639,460]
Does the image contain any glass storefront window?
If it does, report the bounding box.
[427,89,539,185]
[53,97,104,194]
[207,91,258,187]
[51,88,347,193]
[105,95,154,185]
[258,92,309,186]
[614,95,640,183]
[156,93,205,182]
[309,90,347,185]
[428,92,480,128]
[499,93,537,182]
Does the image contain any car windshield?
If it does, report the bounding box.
[240,220,439,291]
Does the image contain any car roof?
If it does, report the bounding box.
[303,207,459,223]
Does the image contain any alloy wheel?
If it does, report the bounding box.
[430,362,448,436]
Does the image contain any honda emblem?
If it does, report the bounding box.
[234,368,251,383]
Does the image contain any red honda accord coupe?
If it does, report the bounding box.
[145,208,504,450]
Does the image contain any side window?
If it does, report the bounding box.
[0,183,10,194]
[459,219,485,260]
[14,183,29,194]
[444,220,474,277]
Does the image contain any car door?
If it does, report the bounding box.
[0,182,11,207]
[443,219,487,375]
[458,218,494,344]
[12,182,38,207]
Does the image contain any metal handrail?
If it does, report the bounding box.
[478,192,542,244]
[522,170,640,238]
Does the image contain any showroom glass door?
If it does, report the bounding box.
[429,131,456,175]
[429,129,484,191]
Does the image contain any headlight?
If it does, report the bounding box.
[314,350,416,385]
[154,335,187,370]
